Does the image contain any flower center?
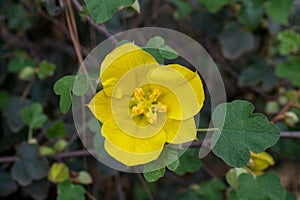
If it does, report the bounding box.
[130,87,167,124]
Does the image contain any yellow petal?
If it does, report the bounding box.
[148,65,204,120]
[168,64,205,115]
[104,140,163,166]
[102,117,166,155]
[87,90,112,123]
[100,43,157,97]
[249,151,275,172]
[164,117,197,144]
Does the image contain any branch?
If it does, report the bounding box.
[272,87,300,123]
[71,0,118,45]
[0,132,299,164]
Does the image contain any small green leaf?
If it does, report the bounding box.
[16,142,39,161]
[198,179,225,200]
[20,103,48,129]
[143,167,165,182]
[238,1,264,29]
[159,45,179,59]
[146,36,165,48]
[53,75,76,113]
[265,0,294,25]
[48,163,69,183]
[40,146,56,156]
[41,0,62,16]
[226,168,248,189]
[73,74,89,96]
[74,171,93,185]
[0,90,9,110]
[6,5,33,30]
[219,24,254,59]
[57,180,85,200]
[275,56,300,86]
[53,139,68,152]
[8,57,36,73]
[237,173,286,200]
[276,30,300,55]
[37,60,56,79]
[198,0,230,13]
[23,179,49,200]
[0,170,18,197]
[46,121,66,138]
[212,100,280,167]
[84,0,135,23]
[175,149,202,175]
[170,0,192,19]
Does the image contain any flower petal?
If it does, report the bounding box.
[164,117,197,144]
[101,118,166,166]
[148,65,205,120]
[87,90,112,123]
[104,140,163,166]
[168,64,205,112]
[100,43,157,97]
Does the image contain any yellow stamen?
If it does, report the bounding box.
[130,87,167,125]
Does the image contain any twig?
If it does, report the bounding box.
[114,173,126,200]
[71,0,118,45]
[21,76,36,99]
[272,88,300,123]
[137,173,154,200]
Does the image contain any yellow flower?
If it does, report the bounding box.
[88,43,205,166]
[247,151,275,175]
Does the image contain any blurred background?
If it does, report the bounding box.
[0,0,300,199]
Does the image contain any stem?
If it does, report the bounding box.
[27,126,33,143]
[197,128,220,132]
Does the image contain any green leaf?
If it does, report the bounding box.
[73,74,89,96]
[0,170,18,197]
[212,100,280,167]
[265,0,294,25]
[20,103,48,129]
[23,179,49,200]
[37,60,56,79]
[181,179,225,200]
[146,36,165,48]
[159,45,179,59]
[4,97,32,132]
[143,167,165,182]
[41,0,62,16]
[6,5,33,30]
[238,58,272,87]
[19,67,35,81]
[219,24,254,59]
[198,0,230,13]
[226,168,248,189]
[11,143,49,186]
[8,57,36,73]
[84,0,135,23]
[143,147,180,182]
[238,1,264,29]
[175,149,202,175]
[276,30,300,55]
[57,180,85,200]
[53,75,76,113]
[0,90,9,110]
[16,142,39,161]
[198,179,225,200]
[46,121,66,138]
[275,56,300,86]
[48,163,69,183]
[237,173,286,200]
[170,0,192,19]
